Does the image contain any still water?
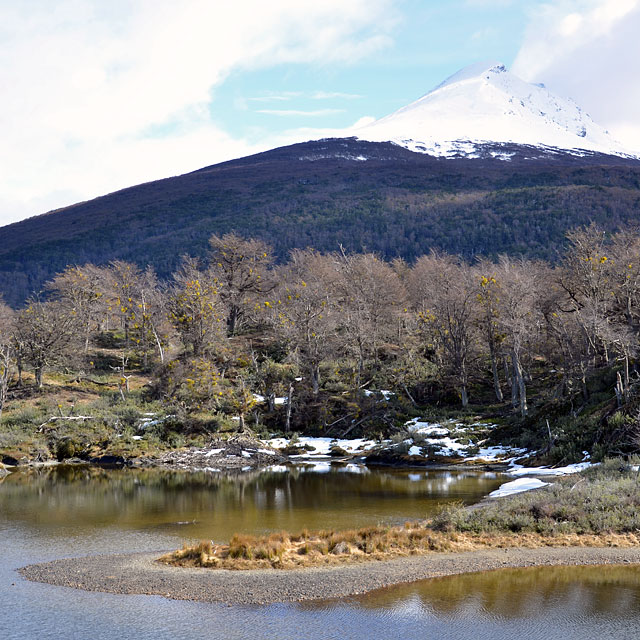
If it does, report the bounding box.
[1,464,639,639]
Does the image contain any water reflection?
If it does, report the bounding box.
[3,466,640,639]
[0,464,503,540]
[342,565,640,619]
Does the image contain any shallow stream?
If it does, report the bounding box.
[1,464,639,639]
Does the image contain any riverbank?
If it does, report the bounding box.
[19,546,640,605]
[147,459,640,572]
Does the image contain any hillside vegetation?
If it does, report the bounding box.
[1,139,640,305]
[2,225,640,465]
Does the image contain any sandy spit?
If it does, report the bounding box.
[18,547,640,605]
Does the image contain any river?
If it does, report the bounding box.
[1,464,639,639]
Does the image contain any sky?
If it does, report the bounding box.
[1,0,639,226]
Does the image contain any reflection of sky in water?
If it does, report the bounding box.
[3,466,639,639]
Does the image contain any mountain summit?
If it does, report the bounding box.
[353,61,632,159]
[2,63,640,305]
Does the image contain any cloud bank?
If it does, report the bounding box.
[0,0,396,224]
[512,0,640,151]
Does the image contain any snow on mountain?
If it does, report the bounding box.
[352,61,635,159]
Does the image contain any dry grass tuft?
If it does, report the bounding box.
[158,526,640,571]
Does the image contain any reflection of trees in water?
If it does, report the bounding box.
[343,565,640,619]
[0,466,502,536]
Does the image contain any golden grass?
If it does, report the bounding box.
[158,523,640,571]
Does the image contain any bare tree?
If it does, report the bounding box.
[15,299,79,388]
[271,250,340,396]
[45,264,107,353]
[208,233,274,336]
[167,257,225,356]
[493,257,547,416]
[560,225,616,367]
[102,261,166,369]
[336,251,406,387]
[473,260,504,403]
[0,299,15,419]
[408,253,478,407]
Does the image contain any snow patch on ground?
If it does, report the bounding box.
[467,445,529,462]
[507,462,593,477]
[405,418,449,436]
[402,418,527,461]
[253,394,288,406]
[363,389,394,400]
[489,477,550,498]
[266,436,378,457]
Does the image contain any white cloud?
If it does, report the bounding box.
[248,91,362,103]
[0,0,397,225]
[512,0,640,151]
[312,91,363,100]
[464,0,516,6]
[248,94,302,103]
[256,109,347,117]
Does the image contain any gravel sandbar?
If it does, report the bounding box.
[18,546,640,605]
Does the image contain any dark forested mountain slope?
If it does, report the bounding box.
[2,138,640,306]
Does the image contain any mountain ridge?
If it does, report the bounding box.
[2,63,640,306]
[1,137,640,306]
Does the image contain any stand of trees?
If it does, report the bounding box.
[2,225,640,439]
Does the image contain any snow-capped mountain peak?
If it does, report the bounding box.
[352,61,633,159]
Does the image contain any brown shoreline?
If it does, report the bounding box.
[18,546,640,605]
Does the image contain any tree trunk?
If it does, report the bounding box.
[152,327,165,364]
[579,362,589,401]
[0,356,8,421]
[311,364,320,396]
[285,382,293,433]
[491,352,503,403]
[487,327,503,403]
[461,385,469,408]
[511,350,527,417]
[615,372,624,408]
[35,367,43,389]
[510,358,519,409]
[356,338,365,389]
[228,306,239,336]
[624,352,630,393]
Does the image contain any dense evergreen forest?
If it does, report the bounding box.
[2,224,640,463]
[2,139,640,306]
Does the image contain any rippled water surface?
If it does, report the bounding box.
[2,464,639,639]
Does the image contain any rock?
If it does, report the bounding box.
[56,438,81,461]
[1,455,19,466]
[281,445,306,455]
[329,446,349,457]
[330,541,351,555]
[89,455,129,467]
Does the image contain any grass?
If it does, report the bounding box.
[432,458,640,536]
[160,458,640,570]
[0,370,201,462]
